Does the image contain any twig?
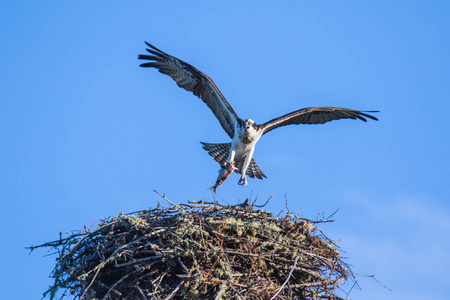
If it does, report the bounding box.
[214,283,227,300]
[114,256,162,268]
[326,209,339,221]
[136,283,147,300]
[101,271,137,300]
[353,273,392,291]
[270,256,300,300]
[153,190,176,206]
[290,277,346,288]
[163,280,183,300]
[177,256,189,274]
[254,194,274,208]
[80,266,102,299]
[284,194,291,214]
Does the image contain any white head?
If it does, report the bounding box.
[243,119,256,131]
[238,118,259,143]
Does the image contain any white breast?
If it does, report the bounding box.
[231,125,261,160]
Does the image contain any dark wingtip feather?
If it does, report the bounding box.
[360,111,379,121]
[355,115,368,122]
[144,41,167,55]
[139,62,157,68]
[146,48,164,57]
[138,54,157,60]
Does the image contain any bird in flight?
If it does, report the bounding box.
[138,42,378,192]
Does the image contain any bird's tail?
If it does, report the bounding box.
[200,142,267,179]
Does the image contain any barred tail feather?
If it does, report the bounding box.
[200,142,267,180]
[200,142,230,166]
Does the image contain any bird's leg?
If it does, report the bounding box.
[224,149,237,171]
[238,147,254,186]
[228,149,236,164]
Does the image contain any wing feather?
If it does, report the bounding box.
[139,42,240,138]
[261,106,378,135]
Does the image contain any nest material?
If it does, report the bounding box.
[31,199,354,299]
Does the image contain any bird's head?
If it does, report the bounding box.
[239,119,259,143]
[243,119,256,130]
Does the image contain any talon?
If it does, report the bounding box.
[238,177,247,186]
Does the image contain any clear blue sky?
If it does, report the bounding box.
[1,1,449,299]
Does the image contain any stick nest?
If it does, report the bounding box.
[31,199,354,299]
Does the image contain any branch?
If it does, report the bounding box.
[270,256,300,300]
[154,190,176,206]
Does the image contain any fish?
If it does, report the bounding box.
[210,161,238,194]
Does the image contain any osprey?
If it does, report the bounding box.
[138,42,378,190]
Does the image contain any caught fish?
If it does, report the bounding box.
[210,162,237,194]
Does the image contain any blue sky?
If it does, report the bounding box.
[1,1,449,299]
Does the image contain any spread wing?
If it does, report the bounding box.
[261,106,378,135]
[138,42,240,139]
